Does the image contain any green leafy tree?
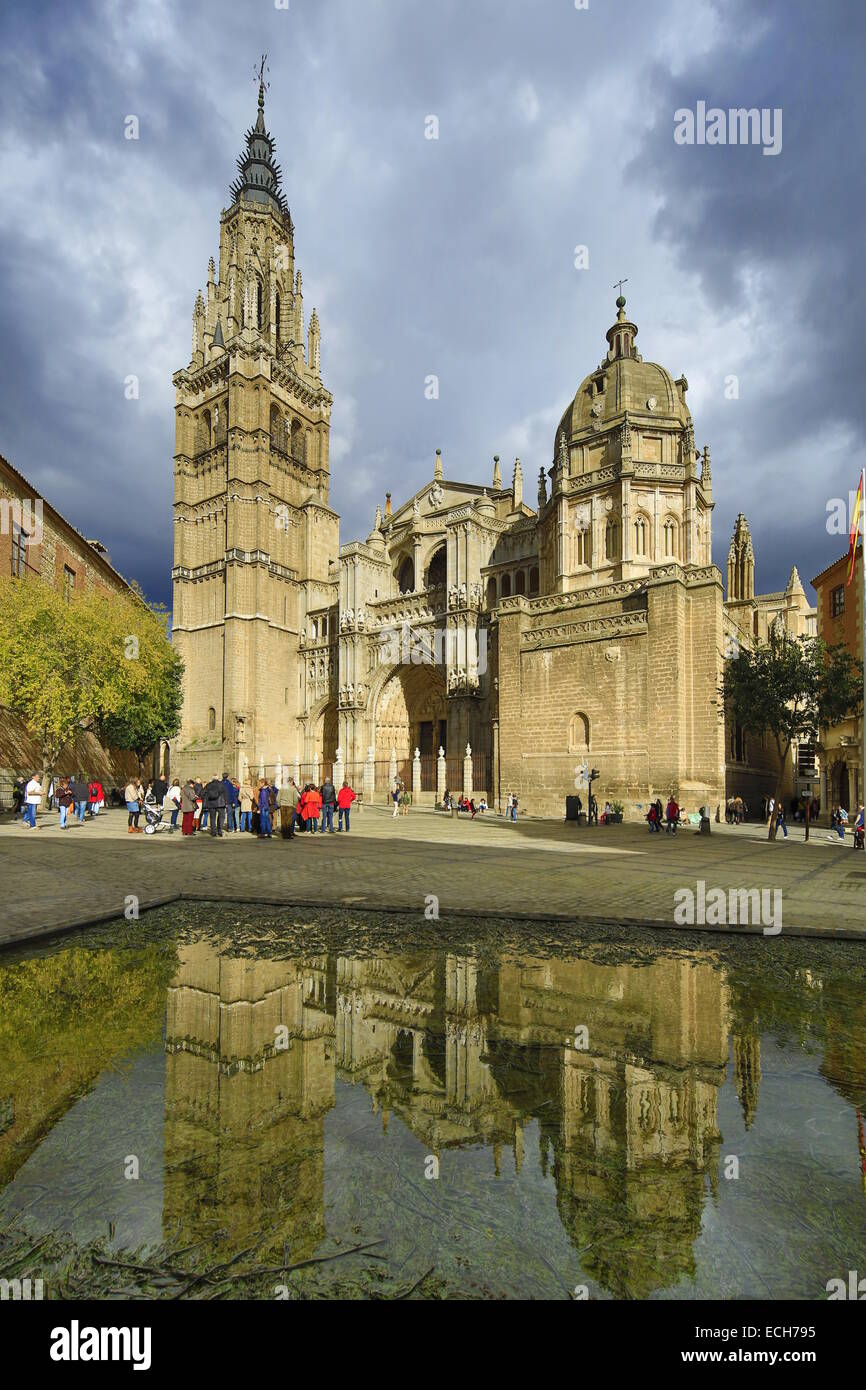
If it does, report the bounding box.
[721,632,862,840]
[0,576,95,780]
[0,577,184,783]
[94,587,184,774]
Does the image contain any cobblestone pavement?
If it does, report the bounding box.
[1,804,864,947]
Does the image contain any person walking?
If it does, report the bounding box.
[70,773,89,825]
[853,804,865,851]
[87,778,104,817]
[510,793,518,823]
[392,780,402,818]
[56,777,74,829]
[23,772,43,829]
[180,779,197,836]
[124,778,143,832]
[12,776,26,819]
[400,787,411,816]
[337,779,356,832]
[320,776,337,833]
[777,805,789,839]
[646,802,660,833]
[278,778,298,839]
[665,794,679,835]
[257,780,273,838]
[203,775,227,837]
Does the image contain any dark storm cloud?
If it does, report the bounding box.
[627,0,866,591]
[0,0,857,606]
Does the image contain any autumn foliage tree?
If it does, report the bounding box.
[720,630,862,840]
[0,576,183,783]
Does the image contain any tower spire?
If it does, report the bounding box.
[229,58,291,222]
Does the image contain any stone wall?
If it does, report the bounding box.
[0,710,142,810]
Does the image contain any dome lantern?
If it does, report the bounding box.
[605,294,638,361]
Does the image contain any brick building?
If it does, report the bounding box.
[0,453,141,801]
[0,453,132,600]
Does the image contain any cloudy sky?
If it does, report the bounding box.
[0,0,862,607]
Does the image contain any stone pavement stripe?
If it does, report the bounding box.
[1,808,864,948]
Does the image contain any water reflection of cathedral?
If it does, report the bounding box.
[163,943,756,1295]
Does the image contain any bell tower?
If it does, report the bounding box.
[171,67,339,780]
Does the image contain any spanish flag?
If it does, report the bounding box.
[848,470,864,587]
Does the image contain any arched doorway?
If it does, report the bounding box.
[373,662,447,795]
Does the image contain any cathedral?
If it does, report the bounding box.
[171,82,814,816]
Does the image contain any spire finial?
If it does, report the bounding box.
[256,54,269,105]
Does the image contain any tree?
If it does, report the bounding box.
[0,577,184,784]
[721,631,862,840]
[91,587,184,775]
[0,577,95,781]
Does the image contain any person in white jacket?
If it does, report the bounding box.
[24,773,42,829]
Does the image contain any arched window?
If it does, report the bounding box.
[426,546,447,589]
[311,618,319,640]
[605,519,619,561]
[575,527,590,567]
[275,291,281,341]
[634,514,648,557]
[515,570,526,596]
[291,419,305,464]
[198,409,212,453]
[486,576,498,609]
[397,555,415,594]
[501,573,512,599]
[256,280,263,330]
[529,565,539,594]
[270,404,282,449]
[568,711,590,752]
[207,706,216,731]
[663,517,679,559]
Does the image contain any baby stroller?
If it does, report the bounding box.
[143,800,167,835]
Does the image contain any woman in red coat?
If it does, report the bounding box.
[336,780,356,833]
[303,783,322,833]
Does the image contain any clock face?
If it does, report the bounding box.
[646,395,657,411]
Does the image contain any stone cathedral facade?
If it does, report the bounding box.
[171,86,813,815]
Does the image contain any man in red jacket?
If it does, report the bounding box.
[337,780,356,832]
[88,780,104,817]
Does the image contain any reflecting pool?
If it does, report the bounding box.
[1,906,865,1299]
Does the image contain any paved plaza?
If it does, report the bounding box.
[1,803,864,948]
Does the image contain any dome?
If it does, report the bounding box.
[556,298,691,448]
